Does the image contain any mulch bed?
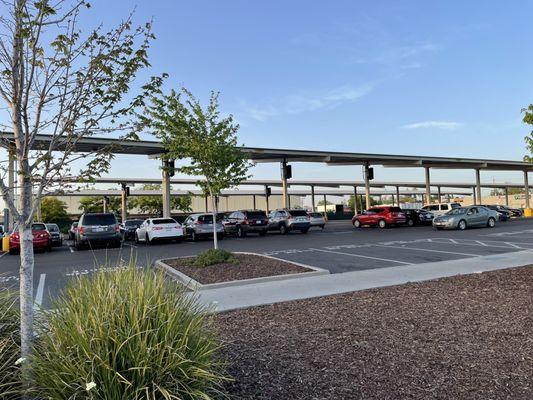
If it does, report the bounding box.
[215,266,533,399]
[163,253,311,284]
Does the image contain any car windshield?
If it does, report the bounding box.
[246,211,267,219]
[125,220,143,226]
[82,214,117,226]
[288,210,308,217]
[32,223,47,231]
[45,224,59,232]
[152,218,176,225]
[447,208,467,215]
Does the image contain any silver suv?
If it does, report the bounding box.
[183,213,225,241]
[267,209,310,234]
[74,213,122,250]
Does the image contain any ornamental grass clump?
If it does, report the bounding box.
[191,249,238,267]
[0,289,22,399]
[30,265,229,399]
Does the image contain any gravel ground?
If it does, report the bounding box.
[215,266,533,400]
[163,254,310,284]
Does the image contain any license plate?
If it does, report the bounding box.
[94,227,104,232]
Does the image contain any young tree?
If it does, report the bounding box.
[129,184,192,216]
[40,196,71,231]
[0,0,162,368]
[523,104,533,162]
[141,89,251,249]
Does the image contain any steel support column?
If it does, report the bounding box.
[323,194,327,214]
[252,195,256,210]
[395,186,400,207]
[472,187,476,205]
[437,186,442,203]
[281,160,288,209]
[524,171,530,209]
[311,185,316,212]
[353,186,358,214]
[505,187,509,206]
[265,185,270,214]
[162,161,171,218]
[424,167,431,205]
[475,169,482,205]
[121,185,127,223]
[364,163,371,211]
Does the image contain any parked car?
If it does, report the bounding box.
[421,202,461,217]
[433,206,497,230]
[308,212,326,229]
[182,213,225,241]
[45,223,63,247]
[9,223,51,254]
[402,209,434,226]
[74,213,122,250]
[120,219,144,240]
[352,206,406,229]
[497,205,523,218]
[267,209,311,234]
[223,210,269,237]
[479,205,510,221]
[135,218,184,244]
[68,222,78,240]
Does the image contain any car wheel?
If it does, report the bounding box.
[237,226,246,238]
[217,233,224,240]
[8,248,17,255]
[135,233,140,244]
[300,228,309,234]
[279,224,288,235]
[487,217,496,228]
[353,219,361,228]
[321,225,325,229]
[259,230,267,236]
[458,220,467,230]
[378,219,387,229]
[407,219,414,227]
[75,240,83,251]
[145,233,151,245]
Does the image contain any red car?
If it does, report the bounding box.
[9,222,52,255]
[352,206,406,229]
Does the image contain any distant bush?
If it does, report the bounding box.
[0,290,22,399]
[192,249,238,267]
[31,265,228,399]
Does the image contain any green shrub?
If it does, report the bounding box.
[0,289,22,399]
[191,249,238,267]
[31,265,228,399]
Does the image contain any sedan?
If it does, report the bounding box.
[120,219,144,241]
[135,218,184,244]
[9,223,52,254]
[433,206,497,230]
[45,223,63,247]
[403,209,434,226]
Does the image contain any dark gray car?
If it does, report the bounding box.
[74,213,122,250]
[45,223,63,247]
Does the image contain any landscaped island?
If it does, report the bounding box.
[215,265,533,399]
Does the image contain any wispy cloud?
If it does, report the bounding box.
[352,42,439,65]
[241,84,374,122]
[401,121,463,130]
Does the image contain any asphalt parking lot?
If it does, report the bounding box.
[2,218,533,308]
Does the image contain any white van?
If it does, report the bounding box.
[421,202,461,217]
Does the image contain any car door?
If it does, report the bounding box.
[466,207,481,226]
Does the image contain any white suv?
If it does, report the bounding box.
[135,218,184,244]
[421,203,461,217]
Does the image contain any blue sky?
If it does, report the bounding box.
[18,1,533,185]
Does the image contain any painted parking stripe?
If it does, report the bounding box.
[35,273,46,307]
[0,252,7,259]
[373,244,484,257]
[431,238,529,250]
[309,248,412,265]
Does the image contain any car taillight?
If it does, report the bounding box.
[242,219,249,225]
[11,233,19,240]
[175,225,181,229]
[288,216,293,220]
[115,224,120,232]
[152,227,163,231]
[78,227,85,234]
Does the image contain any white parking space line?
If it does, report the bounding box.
[35,273,46,307]
[69,247,74,253]
[373,244,483,257]
[0,252,7,259]
[309,248,412,265]
[430,238,528,250]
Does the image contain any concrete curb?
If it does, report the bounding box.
[196,250,533,312]
[154,252,329,291]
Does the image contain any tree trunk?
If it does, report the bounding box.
[19,223,34,359]
[211,194,218,250]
